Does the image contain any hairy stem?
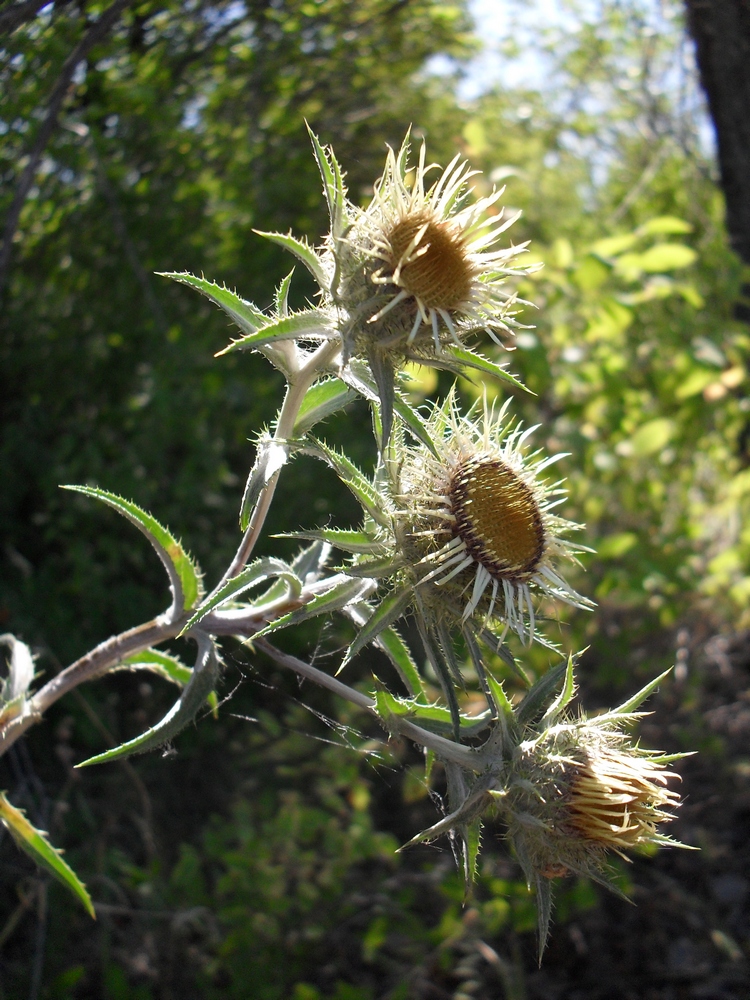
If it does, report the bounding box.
[0,617,179,757]
[254,638,479,770]
[217,339,340,589]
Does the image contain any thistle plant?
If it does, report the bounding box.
[0,130,692,954]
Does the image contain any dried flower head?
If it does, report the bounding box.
[392,391,592,643]
[505,722,683,882]
[396,663,692,959]
[335,138,533,365]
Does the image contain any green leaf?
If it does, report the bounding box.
[534,875,553,963]
[255,575,374,638]
[307,125,348,240]
[611,668,672,716]
[239,438,291,530]
[345,553,405,579]
[290,538,331,582]
[630,417,675,457]
[282,528,381,554]
[306,438,390,526]
[0,792,95,918]
[442,346,530,392]
[343,585,413,668]
[597,532,638,558]
[274,268,294,317]
[590,232,639,257]
[375,626,424,698]
[255,231,329,291]
[517,661,568,726]
[117,649,219,717]
[541,655,576,725]
[369,351,396,449]
[216,310,332,356]
[638,243,697,272]
[181,557,301,633]
[616,244,697,279]
[120,648,193,687]
[374,687,409,725]
[61,486,203,613]
[77,635,220,766]
[159,272,266,334]
[637,216,693,236]
[483,669,514,721]
[464,817,483,887]
[293,378,357,436]
[342,361,439,456]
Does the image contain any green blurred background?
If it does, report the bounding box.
[1,1,748,997]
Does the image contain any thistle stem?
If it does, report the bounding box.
[0,617,178,757]
[254,638,479,770]
[216,339,340,590]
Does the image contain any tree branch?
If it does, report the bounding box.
[0,0,51,36]
[0,0,134,298]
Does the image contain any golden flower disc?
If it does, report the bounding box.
[386,210,474,310]
[449,456,545,581]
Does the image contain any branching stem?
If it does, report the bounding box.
[254,638,479,770]
[216,339,340,589]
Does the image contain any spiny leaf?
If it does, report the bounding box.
[343,361,439,457]
[306,438,390,527]
[119,648,192,687]
[115,650,220,717]
[345,553,405,579]
[368,351,396,449]
[293,378,358,436]
[534,876,553,964]
[255,231,329,291]
[181,557,301,634]
[254,575,374,639]
[216,310,331,356]
[274,268,295,317]
[282,528,381,555]
[374,627,424,698]
[76,635,220,766]
[464,817,483,890]
[541,654,576,725]
[307,125,348,240]
[240,438,291,530]
[342,585,413,669]
[517,661,569,727]
[61,487,203,613]
[442,345,530,392]
[290,538,331,583]
[159,272,266,334]
[612,668,672,715]
[0,792,95,918]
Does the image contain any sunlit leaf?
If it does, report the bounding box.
[77,636,220,766]
[61,487,203,612]
[159,272,266,333]
[217,310,332,355]
[181,557,301,633]
[0,793,95,918]
[254,231,329,290]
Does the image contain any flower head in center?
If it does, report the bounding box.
[391,391,593,643]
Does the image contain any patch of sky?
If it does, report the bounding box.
[428,0,714,171]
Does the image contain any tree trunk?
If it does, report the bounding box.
[685,1,750,275]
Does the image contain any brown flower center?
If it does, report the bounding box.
[449,455,545,582]
[386,210,474,310]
